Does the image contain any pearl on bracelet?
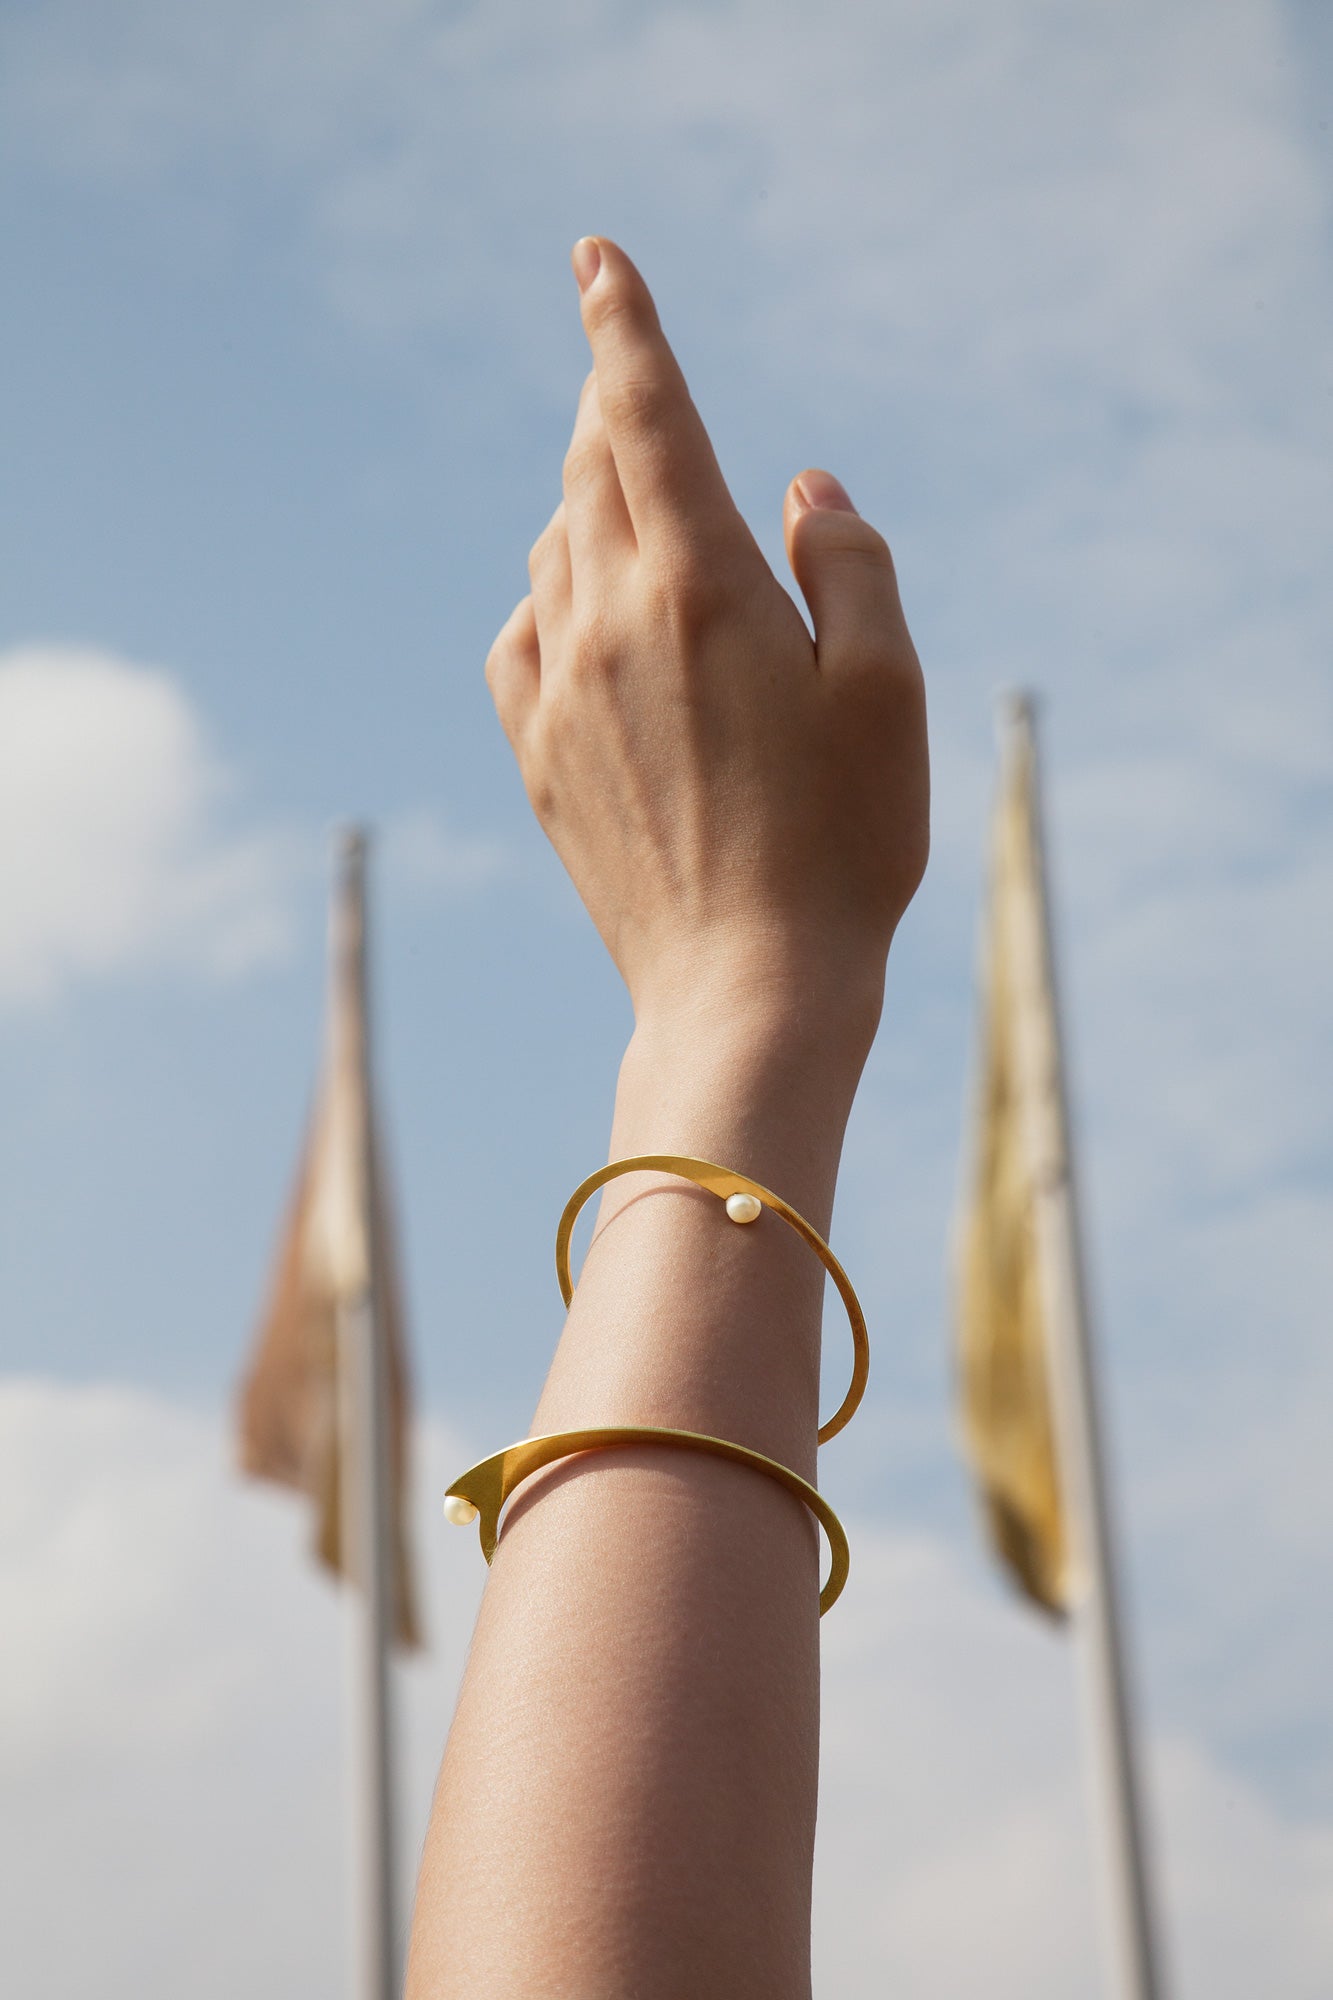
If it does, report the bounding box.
[725,1191,763,1225]
[443,1494,479,1526]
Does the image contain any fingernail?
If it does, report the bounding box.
[572,237,602,293]
[794,469,857,514]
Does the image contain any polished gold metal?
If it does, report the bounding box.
[444,1425,850,1615]
[554,1155,869,1444]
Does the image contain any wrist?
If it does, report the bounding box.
[628,939,885,1083]
[610,976,876,1241]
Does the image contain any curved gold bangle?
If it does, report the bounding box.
[444,1425,850,1616]
[555,1155,869,1445]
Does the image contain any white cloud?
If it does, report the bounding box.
[814,1529,1333,1999]
[0,1378,485,1999]
[2,1379,1330,1999]
[0,646,294,1006]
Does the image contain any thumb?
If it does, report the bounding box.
[783,469,909,673]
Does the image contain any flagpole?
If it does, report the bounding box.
[333,827,400,2000]
[1005,695,1166,2000]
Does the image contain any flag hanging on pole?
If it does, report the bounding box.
[954,703,1071,1616]
[954,697,1167,1999]
[237,831,421,1651]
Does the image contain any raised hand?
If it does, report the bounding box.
[486,236,928,1048]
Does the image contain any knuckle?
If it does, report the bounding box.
[643,538,748,639]
[565,605,625,687]
[583,278,648,345]
[527,522,563,582]
[861,523,895,570]
[485,597,538,699]
[561,435,602,495]
[675,557,731,629]
[483,644,501,694]
[643,581,719,652]
[514,721,557,823]
[484,662,520,747]
[815,516,894,567]
[532,769,560,825]
[527,771,557,825]
[602,367,672,438]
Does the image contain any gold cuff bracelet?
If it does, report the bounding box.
[555,1154,869,1444]
[444,1155,866,1617]
[444,1425,850,1616]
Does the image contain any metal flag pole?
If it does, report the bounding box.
[1005,695,1166,2000]
[332,828,400,2000]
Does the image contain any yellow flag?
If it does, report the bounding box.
[955,707,1071,1616]
[236,832,421,1649]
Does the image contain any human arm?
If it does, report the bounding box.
[404,236,928,1999]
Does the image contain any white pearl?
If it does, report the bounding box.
[725,1191,763,1225]
[443,1494,479,1526]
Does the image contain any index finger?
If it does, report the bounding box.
[572,236,748,557]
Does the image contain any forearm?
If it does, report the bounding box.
[407,984,875,1999]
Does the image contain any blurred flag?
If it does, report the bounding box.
[237,831,420,1649]
[954,702,1166,2000]
[955,705,1071,1615]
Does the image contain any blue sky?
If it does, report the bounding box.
[2,2,1331,1993]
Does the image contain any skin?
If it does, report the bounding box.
[405,235,928,1999]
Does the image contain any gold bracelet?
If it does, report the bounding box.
[444,1425,850,1615]
[554,1154,869,1444]
[444,1156,867,1616]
